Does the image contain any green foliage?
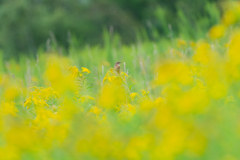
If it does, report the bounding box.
[0,0,220,59]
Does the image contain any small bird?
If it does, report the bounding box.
[114,62,121,74]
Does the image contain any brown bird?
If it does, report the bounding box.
[114,62,121,74]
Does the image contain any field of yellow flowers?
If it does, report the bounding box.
[1,2,240,160]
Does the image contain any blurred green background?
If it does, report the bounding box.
[0,0,221,59]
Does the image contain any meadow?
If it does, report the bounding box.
[1,2,240,160]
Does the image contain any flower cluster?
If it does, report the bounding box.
[69,66,91,79]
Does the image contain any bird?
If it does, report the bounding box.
[114,62,121,74]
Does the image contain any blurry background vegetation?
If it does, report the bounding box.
[0,0,221,59]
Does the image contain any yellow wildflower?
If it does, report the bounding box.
[82,67,91,73]
[177,39,187,47]
[0,102,18,116]
[89,106,102,115]
[130,92,139,100]
[24,97,32,109]
[121,72,128,77]
[141,89,150,97]
[107,76,116,83]
[78,95,94,103]
[68,66,80,79]
[100,84,128,109]
[127,104,136,114]
[4,85,19,102]
[155,97,164,106]
[155,61,192,85]
[193,42,212,65]
[209,24,226,39]
[222,10,237,26]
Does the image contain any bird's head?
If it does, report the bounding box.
[115,62,122,68]
[115,62,122,65]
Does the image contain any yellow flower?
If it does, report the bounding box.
[209,24,226,39]
[139,99,154,111]
[0,102,18,116]
[4,86,19,102]
[193,42,212,65]
[107,76,116,82]
[24,97,32,109]
[100,84,127,109]
[81,67,91,73]
[141,89,150,96]
[68,66,80,79]
[31,97,49,108]
[155,97,164,106]
[89,106,102,115]
[177,39,187,47]
[127,104,136,114]
[155,60,193,85]
[130,92,139,100]
[222,10,237,26]
[228,31,240,65]
[121,72,128,77]
[78,95,94,103]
